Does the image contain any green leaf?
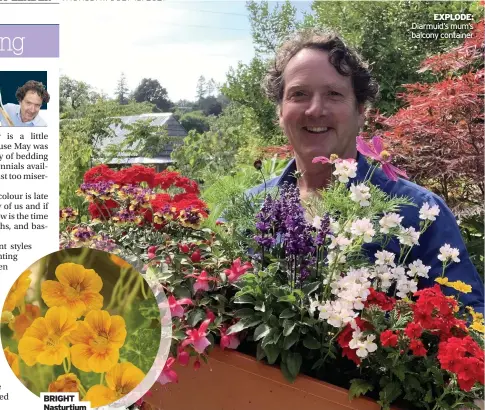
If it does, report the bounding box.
[120,328,161,373]
[256,342,266,361]
[234,294,256,304]
[349,379,374,400]
[283,320,296,337]
[392,364,406,382]
[173,285,192,299]
[280,360,294,382]
[283,332,299,350]
[187,308,206,327]
[286,352,302,380]
[378,381,402,408]
[255,300,266,312]
[254,323,271,341]
[227,318,261,335]
[277,294,296,303]
[279,308,297,319]
[234,308,256,319]
[302,281,320,295]
[261,328,281,347]
[138,298,161,320]
[263,344,280,364]
[303,335,321,349]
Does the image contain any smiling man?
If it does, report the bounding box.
[0,80,49,127]
[246,29,484,313]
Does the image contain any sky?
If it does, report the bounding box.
[60,1,312,102]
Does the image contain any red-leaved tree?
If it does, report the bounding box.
[370,20,484,218]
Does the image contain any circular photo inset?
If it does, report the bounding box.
[1,248,169,408]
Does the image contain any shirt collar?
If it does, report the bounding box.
[14,104,37,126]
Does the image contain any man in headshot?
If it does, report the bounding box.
[0,80,49,126]
[246,29,484,313]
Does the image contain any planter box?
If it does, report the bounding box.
[145,347,382,410]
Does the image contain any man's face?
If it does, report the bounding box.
[19,91,42,123]
[279,48,365,164]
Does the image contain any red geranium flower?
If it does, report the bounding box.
[380,330,398,348]
[84,164,117,183]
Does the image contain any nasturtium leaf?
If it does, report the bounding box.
[120,328,160,373]
[138,298,161,321]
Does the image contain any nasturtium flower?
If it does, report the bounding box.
[41,262,103,318]
[9,303,41,340]
[69,310,127,373]
[4,347,20,378]
[48,373,81,393]
[3,269,32,313]
[18,306,77,366]
[84,362,145,407]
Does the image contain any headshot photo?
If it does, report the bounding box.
[0,72,49,127]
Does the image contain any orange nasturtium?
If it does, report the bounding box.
[3,347,20,378]
[48,373,82,393]
[69,310,127,373]
[2,269,32,313]
[84,362,145,407]
[9,303,41,340]
[109,254,131,269]
[18,306,77,366]
[41,262,103,318]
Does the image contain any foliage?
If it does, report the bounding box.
[367,21,484,279]
[133,78,173,112]
[222,57,281,140]
[179,110,210,134]
[103,119,174,163]
[307,0,482,114]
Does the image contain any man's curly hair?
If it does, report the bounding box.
[16,80,50,104]
[263,29,379,107]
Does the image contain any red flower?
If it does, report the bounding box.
[404,322,423,339]
[220,325,240,350]
[337,318,371,365]
[365,288,396,311]
[147,245,158,260]
[190,251,201,263]
[380,330,398,348]
[88,199,117,220]
[409,339,427,357]
[154,170,180,190]
[157,357,178,385]
[116,165,156,187]
[179,243,190,253]
[84,164,117,183]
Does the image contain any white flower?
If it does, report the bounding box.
[349,331,378,358]
[331,268,371,311]
[308,296,321,315]
[438,244,460,263]
[312,216,323,230]
[407,259,431,278]
[333,159,358,183]
[375,266,393,292]
[379,213,403,234]
[349,183,371,207]
[350,218,375,243]
[395,276,418,299]
[329,217,340,234]
[397,226,420,246]
[327,251,346,265]
[419,202,440,221]
[328,234,352,250]
[374,250,396,267]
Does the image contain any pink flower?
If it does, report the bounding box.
[224,258,253,283]
[205,309,216,323]
[220,326,240,350]
[157,357,178,385]
[185,270,218,293]
[177,347,190,366]
[181,319,212,354]
[193,359,201,370]
[168,295,193,318]
[135,391,153,406]
[312,153,343,165]
[356,135,408,181]
[147,245,158,259]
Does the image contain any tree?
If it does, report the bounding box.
[306,0,481,113]
[133,78,173,112]
[195,76,207,101]
[115,72,130,105]
[60,75,92,113]
[179,110,211,134]
[372,20,484,214]
[206,78,217,96]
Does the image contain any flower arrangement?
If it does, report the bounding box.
[56,154,484,409]
[1,253,161,408]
